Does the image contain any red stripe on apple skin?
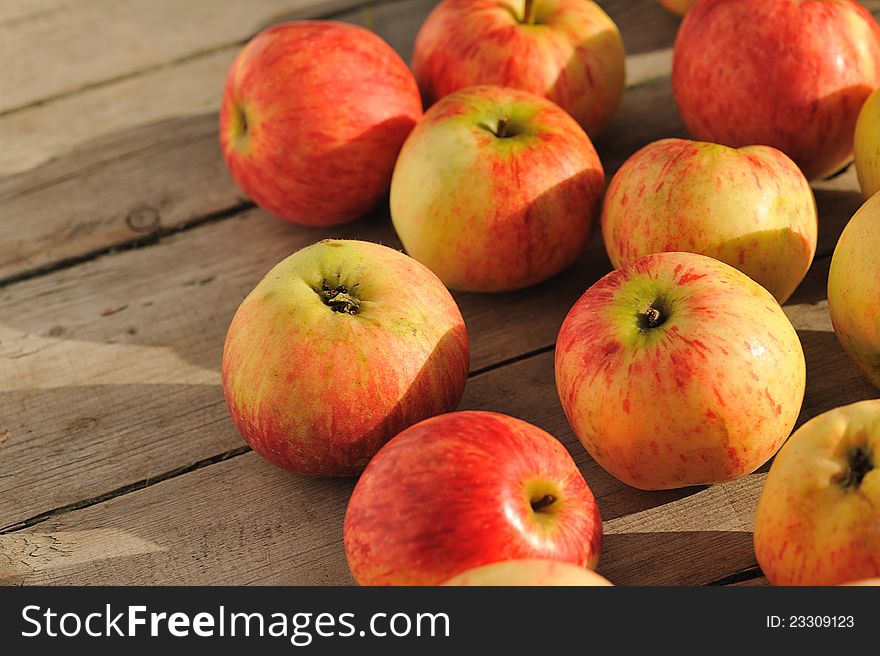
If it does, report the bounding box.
[673,0,880,180]
[219,21,423,226]
[555,252,805,490]
[601,138,817,303]
[411,0,625,136]
[343,411,603,586]
[754,400,880,585]
[390,85,604,292]
[221,240,470,477]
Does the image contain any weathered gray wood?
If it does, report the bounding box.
[5,281,872,586]
[0,0,684,283]
[3,0,878,588]
[0,0,374,116]
[0,204,618,528]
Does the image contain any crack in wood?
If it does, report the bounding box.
[0,0,409,119]
[0,445,252,535]
[0,200,254,290]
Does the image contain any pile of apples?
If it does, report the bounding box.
[218,0,880,586]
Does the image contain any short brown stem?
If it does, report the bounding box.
[837,445,874,490]
[317,280,360,315]
[496,116,510,138]
[523,0,536,24]
[531,494,557,513]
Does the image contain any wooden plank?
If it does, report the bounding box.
[0,0,372,115]
[1,71,861,285]
[0,80,868,533]
[4,281,871,586]
[0,0,681,282]
[729,576,769,586]
[0,0,435,179]
[0,204,617,528]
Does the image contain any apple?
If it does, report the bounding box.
[845,578,880,586]
[828,192,880,390]
[659,0,696,17]
[672,0,880,180]
[219,21,422,226]
[344,411,603,585]
[411,0,625,136]
[754,400,880,586]
[601,138,817,304]
[390,85,605,292]
[443,559,613,586]
[854,87,880,198]
[221,239,469,477]
[555,251,806,490]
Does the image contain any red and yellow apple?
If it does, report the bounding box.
[443,559,613,586]
[828,192,880,390]
[390,85,605,292]
[854,87,880,198]
[219,21,422,226]
[555,252,806,490]
[221,239,469,477]
[673,0,880,180]
[344,411,603,585]
[601,138,817,304]
[412,0,625,136]
[754,400,880,586]
[659,0,696,17]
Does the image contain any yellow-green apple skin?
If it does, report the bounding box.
[390,85,605,292]
[555,252,806,490]
[601,138,817,304]
[443,559,613,586]
[221,240,470,477]
[754,400,880,586]
[412,0,625,136]
[854,87,880,198]
[828,193,880,390]
[659,0,696,17]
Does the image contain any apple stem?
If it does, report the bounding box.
[523,0,536,24]
[318,280,360,315]
[496,116,510,138]
[644,307,661,326]
[530,494,556,513]
[838,445,874,489]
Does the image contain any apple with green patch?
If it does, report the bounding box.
[828,192,880,390]
[443,559,613,586]
[222,239,469,477]
[555,251,806,490]
[601,138,817,304]
[390,85,604,292]
[412,0,625,136]
[344,411,603,585]
[754,400,880,586]
[220,21,422,226]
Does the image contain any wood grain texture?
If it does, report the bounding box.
[0,0,678,283]
[0,0,372,115]
[0,204,615,528]
[0,0,434,179]
[4,275,873,586]
[3,0,880,587]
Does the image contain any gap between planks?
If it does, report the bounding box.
[0,343,556,535]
